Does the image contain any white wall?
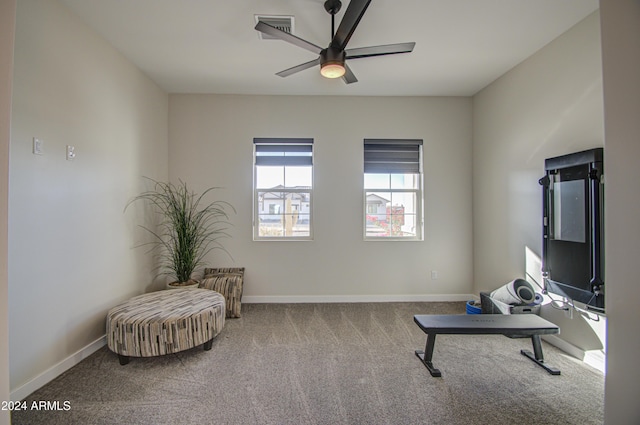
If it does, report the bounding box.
[473,11,603,291]
[1,1,16,423]
[9,0,168,395]
[472,11,605,357]
[169,95,473,301]
[600,1,640,423]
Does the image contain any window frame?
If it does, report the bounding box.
[363,139,424,241]
[253,138,314,241]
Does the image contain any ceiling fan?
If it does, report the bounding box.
[254,0,416,84]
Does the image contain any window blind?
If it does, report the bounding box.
[363,139,423,173]
[254,138,313,166]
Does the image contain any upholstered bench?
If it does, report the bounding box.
[106,289,225,365]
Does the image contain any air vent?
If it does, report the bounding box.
[255,15,295,40]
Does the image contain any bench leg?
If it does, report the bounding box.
[118,355,130,366]
[520,335,561,375]
[415,333,442,377]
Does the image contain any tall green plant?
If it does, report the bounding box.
[126,178,235,284]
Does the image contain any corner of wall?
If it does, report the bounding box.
[0,0,16,423]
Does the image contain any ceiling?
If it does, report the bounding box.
[59,0,599,96]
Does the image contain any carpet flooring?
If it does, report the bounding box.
[12,302,604,424]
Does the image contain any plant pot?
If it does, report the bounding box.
[166,279,200,290]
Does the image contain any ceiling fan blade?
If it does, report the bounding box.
[342,63,358,84]
[276,58,321,78]
[255,21,323,54]
[346,42,416,60]
[331,0,372,51]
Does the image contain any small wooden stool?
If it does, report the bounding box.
[106,289,225,365]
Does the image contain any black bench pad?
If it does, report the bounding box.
[414,314,560,377]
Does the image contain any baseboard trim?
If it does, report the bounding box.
[542,334,606,374]
[10,336,106,401]
[242,294,476,303]
[583,349,606,374]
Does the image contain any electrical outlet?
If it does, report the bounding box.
[431,270,438,280]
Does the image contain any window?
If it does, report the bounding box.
[254,138,313,240]
[364,139,423,240]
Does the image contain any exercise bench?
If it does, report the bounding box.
[414,314,560,377]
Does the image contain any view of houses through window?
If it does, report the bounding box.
[253,138,422,241]
[364,173,421,238]
[253,139,313,240]
[363,139,423,240]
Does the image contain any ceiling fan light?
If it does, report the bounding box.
[320,62,346,79]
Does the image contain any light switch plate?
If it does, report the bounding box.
[66,145,76,161]
[33,138,43,155]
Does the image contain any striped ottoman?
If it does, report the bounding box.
[106,289,225,365]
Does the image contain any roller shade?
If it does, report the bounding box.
[254,138,313,166]
[364,139,423,173]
